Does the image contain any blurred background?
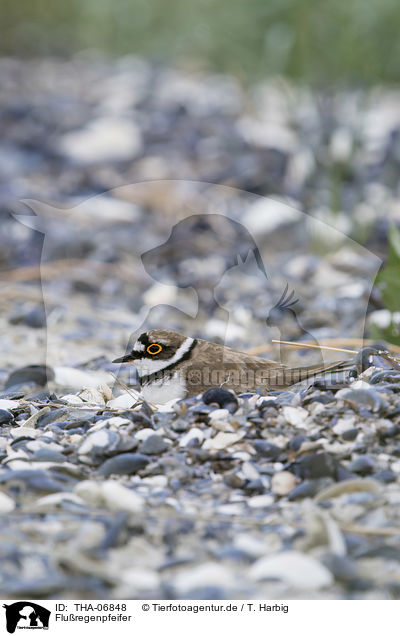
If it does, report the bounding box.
[1,0,400,378]
[3,0,400,85]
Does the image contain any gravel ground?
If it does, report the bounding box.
[1,57,400,599]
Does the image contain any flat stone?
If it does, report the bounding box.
[98,453,150,477]
[0,409,13,425]
[139,434,168,455]
[250,550,334,589]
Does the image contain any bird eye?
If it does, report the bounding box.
[146,343,162,355]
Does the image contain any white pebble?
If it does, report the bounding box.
[100,481,144,513]
[179,427,205,447]
[141,475,168,489]
[234,534,271,558]
[101,416,131,428]
[271,471,298,495]
[78,387,106,405]
[247,494,274,508]
[391,461,400,474]
[59,117,142,163]
[0,399,21,410]
[282,406,308,428]
[173,563,234,594]
[203,431,245,450]
[107,392,139,409]
[250,550,333,589]
[135,428,159,441]
[208,409,231,423]
[61,394,84,405]
[35,493,85,508]
[0,491,15,513]
[121,567,160,590]
[332,416,356,435]
[78,430,111,455]
[242,462,259,481]
[74,480,103,506]
[8,428,40,439]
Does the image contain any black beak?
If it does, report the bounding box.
[112,353,135,364]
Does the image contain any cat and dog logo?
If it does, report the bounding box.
[2,602,50,633]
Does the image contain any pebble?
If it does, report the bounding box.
[74,480,103,506]
[341,428,359,441]
[139,434,168,455]
[0,409,13,424]
[179,428,205,447]
[322,554,360,583]
[98,453,150,477]
[6,365,54,389]
[35,492,85,510]
[173,563,235,595]
[31,448,66,463]
[338,388,385,413]
[332,417,357,435]
[0,469,69,493]
[0,399,21,411]
[202,388,238,412]
[61,394,84,405]
[78,387,106,405]
[282,406,309,428]
[120,567,160,591]
[78,430,120,457]
[271,471,298,495]
[208,409,234,430]
[107,393,139,409]
[241,461,260,481]
[375,469,397,483]
[247,494,274,508]
[288,480,320,500]
[59,117,143,163]
[0,491,16,512]
[347,455,376,475]
[250,550,334,589]
[100,481,144,513]
[134,428,158,441]
[297,452,338,479]
[253,440,282,459]
[203,431,245,450]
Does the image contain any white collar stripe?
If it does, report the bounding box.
[135,337,195,377]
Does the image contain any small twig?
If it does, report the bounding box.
[0,259,141,283]
[109,372,140,401]
[271,340,357,354]
[18,399,146,414]
[338,523,400,537]
[246,338,400,356]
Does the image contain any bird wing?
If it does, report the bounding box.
[196,338,283,368]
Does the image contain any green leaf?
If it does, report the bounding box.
[387,225,400,266]
[376,225,400,315]
[377,265,400,312]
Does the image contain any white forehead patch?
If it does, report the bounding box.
[133,341,145,352]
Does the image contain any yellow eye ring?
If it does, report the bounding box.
[146,343,162,355]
